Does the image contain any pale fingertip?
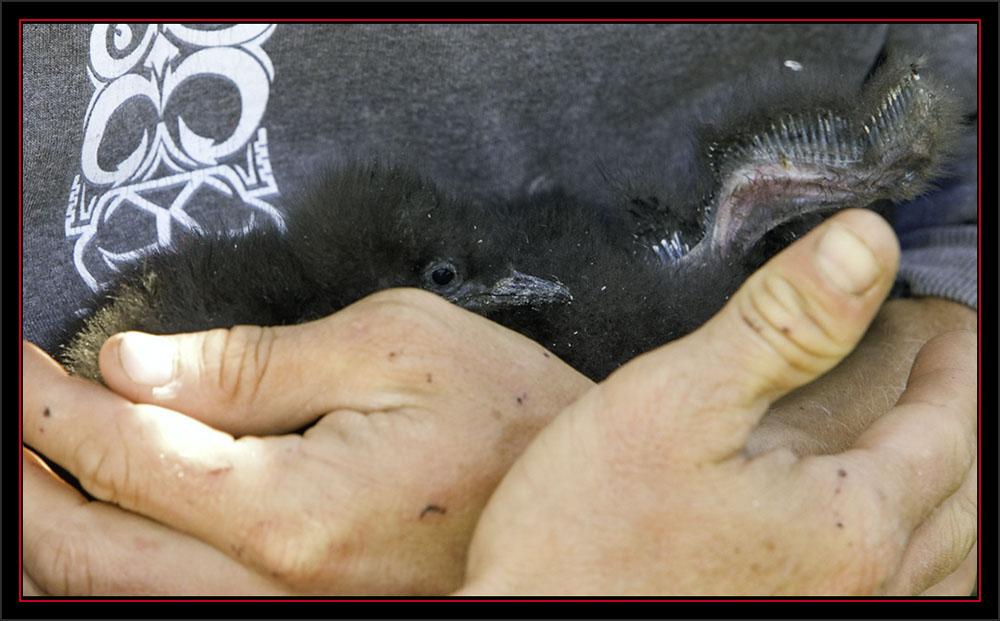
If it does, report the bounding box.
[815,221,882,295]
[115,332,177,387]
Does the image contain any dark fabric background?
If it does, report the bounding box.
[21,23,979,355]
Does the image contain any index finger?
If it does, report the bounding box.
[22,341,334,583]
[839,330,978,532]
[24,340,242,512]
[21,447,286,595]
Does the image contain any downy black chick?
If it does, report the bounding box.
[58,164,576,381]
[506,51,965,379]
[59,52,963,383]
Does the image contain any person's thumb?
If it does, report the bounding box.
[95,289,468,435]
[96,287,589,437]
[601,208,901,461]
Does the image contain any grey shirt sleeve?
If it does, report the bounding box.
[898,226,979,309]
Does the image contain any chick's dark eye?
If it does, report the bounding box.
[432,267,455,285]
[424,260,462,290]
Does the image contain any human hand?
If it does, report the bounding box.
[457,209,978,595]
[746,298,979,596]
[22,208,977,597]
[21,290,593,596]
[750,297,978,458]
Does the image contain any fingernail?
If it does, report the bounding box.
[816,222,881,294]
[117,332,176,386]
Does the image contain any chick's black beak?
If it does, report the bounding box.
[451,269,573,311]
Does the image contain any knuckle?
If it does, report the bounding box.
[72,427,127,504]
[738,272,849,379]
[798,461,903,593]
[941,413,976,476]
[68,405,153,508]
[325,288,468,391]
[897,405,975,492]
[837,494,906,592]
[956,472,978,517]
[821,529,898,594]
[348,289,459,350]
[244,517,355,588]
[30,530,95,595]
[948,485,978,550]
[203,325,278,407]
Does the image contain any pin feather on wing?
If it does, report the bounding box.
[628,50,963,271]
[611,50,965,372]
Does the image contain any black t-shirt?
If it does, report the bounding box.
[21,23,979,356]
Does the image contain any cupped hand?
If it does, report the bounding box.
[457,209,978,596]
[22,290,593,595]
[22,209,977,597]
